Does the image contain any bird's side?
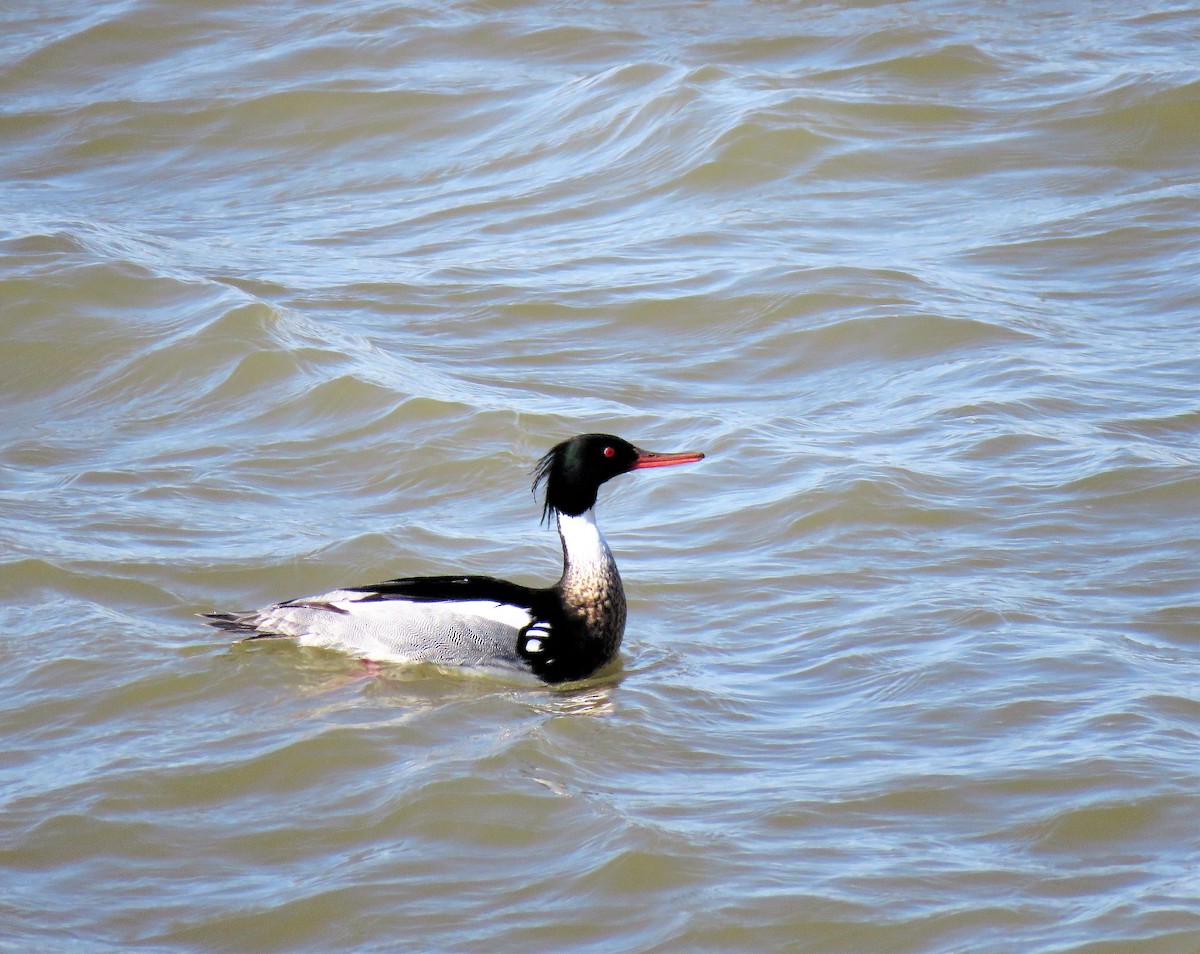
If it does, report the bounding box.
[204,433,704,683]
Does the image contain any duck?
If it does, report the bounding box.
[204,433,704,683]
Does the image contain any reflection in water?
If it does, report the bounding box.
[272,649,622,720]
[526,677,622,718]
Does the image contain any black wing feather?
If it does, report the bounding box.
[346,574,554,614]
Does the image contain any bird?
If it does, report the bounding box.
[204,433,704,683]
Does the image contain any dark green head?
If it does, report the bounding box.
[532,433,704,522]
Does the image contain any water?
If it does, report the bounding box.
[2,1,1199,950]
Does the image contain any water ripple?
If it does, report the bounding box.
[2,0,1199,951]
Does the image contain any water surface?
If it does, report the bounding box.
[2,1,1199,951]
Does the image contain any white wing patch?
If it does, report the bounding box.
[329,597,534,630]
[291,591,534,631]
[521,620,553,654]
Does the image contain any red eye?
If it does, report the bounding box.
[603,446,615,458]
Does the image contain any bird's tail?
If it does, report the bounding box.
[200,612,281,639]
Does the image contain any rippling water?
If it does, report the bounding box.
[3,1,1199,950]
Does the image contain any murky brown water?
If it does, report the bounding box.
[2,2,1199,951]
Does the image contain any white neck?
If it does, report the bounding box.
[553,508,627,647]
[556,509,613,573]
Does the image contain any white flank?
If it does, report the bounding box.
[238,590,540,667]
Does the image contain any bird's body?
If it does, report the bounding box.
[205,434,703,683]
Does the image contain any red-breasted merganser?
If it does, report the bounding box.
[204,434,704,683]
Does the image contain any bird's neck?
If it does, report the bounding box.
[556,509,613,576]
[555,509,626,634]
